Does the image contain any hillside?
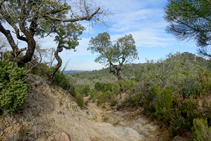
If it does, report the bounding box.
[66,52,210,88]
[1,52,211,141]
[0,74,168,141]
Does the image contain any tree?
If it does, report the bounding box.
[88,32,138,81]
[164,0,211,57]
[0,0,109,79]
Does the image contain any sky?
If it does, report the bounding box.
[1,0,200,71]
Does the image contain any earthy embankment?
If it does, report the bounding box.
[0,75,171,141]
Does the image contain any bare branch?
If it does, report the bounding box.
[42,7,101,22]
[0,22,19,51]
[19,0,28,35]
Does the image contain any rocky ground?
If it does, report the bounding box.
[0,75,171,141]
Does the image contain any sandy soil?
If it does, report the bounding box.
[0,74,169,141]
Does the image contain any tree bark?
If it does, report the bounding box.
[49,46,63,81]
[109,63,124,92]
[16,36,36,66]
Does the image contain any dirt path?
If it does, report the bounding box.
[86,103,169,141]
[0,75,169,141]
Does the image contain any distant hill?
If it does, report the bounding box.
[63,70,91,74]
[65,52,211,88]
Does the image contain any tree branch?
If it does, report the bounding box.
[11,47,27,57]
[0,22,19,51]
[19,0,28,36]
[46,7,70,15]
[42,7,101,22]
[205,0,211,6]
[0,0,7,5]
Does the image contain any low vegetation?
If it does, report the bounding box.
[67,52,211,139]
[0,60,30,113]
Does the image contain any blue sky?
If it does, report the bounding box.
[59,0,198,70]
[1,0,199,70]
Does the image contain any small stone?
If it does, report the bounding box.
[55,132,70,141]
[34,81,42,87]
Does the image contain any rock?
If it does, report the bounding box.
[55,132,70,141]
[34,81,42,87]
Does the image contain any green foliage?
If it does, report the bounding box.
[111,83,120,95]
[81,85,91,96]
[154,86,173,120]
[119,79,135,92]
[169,95,202,136]
[75,93,84,108]
[180,78,202,98]
[68,83,76,97]
[0,60,30,113]
[88,32,138,66]
[110,99,117,107]
[192,118,211,141]
[94,82,105,91]
[97,91,113,106]
[88,32,138,81]
[94,82,120,94]
[164,0,211,47]
[52,70,69,89]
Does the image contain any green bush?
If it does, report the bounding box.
[142,86,159,115]
[75,93,84,108]
[110,99,117,107]
[52,70,69,89]
[111,83,120,95]
[154,86,173,120]
[82,85,91,96]
[69,83,76,97]
[119,79,134,92]
[169,95,202,136]
[192,118,211,141]
[180,78,202,98]
[0,60,30,113]
[94,82,120,95]
[97,91,113,106]
[94,82,105,91]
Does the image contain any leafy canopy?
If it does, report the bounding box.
[0,0,107,66]
[88,32,138,66]
[164,0,211,56]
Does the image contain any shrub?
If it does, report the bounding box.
[69,83,76,97]
[52,70,69,89]
[119,79,134,92]
[192,118,211,141]
[180,78,202,98]
[111,83,120,95]
[82,85,91,96]
[142,86,159,115]
[110,99,117,107]
[169,95,202,136]
[97,91,113,106]
[154,86,173,120]
[75,93,84,108]
[94,82,120,95]
[0,60,30,113]
[94,82,105,91]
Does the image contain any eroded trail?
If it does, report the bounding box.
[0,75,168,141]
[86,103,168,141]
